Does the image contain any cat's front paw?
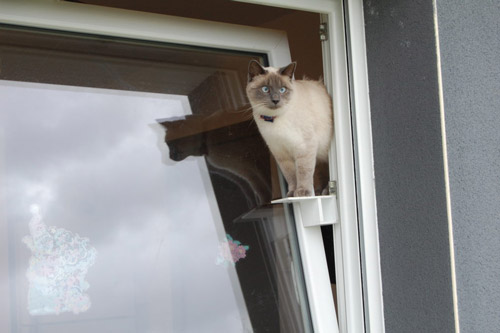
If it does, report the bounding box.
[294,188,312,197]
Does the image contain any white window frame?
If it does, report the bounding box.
[0,0,384,332]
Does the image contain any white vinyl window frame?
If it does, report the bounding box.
[0,0,384,332]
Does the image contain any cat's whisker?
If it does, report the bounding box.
[226,103,269,119]
[228,107,253,114]
[247,117,256,128]
[247,102,268,109]
[229,103,266,114]
[235,111,253,121]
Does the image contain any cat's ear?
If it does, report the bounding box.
[248,60,267,82]
[279,62,297,80]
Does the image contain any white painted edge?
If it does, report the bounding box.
[344,0,386,332]
[432,1,460,332]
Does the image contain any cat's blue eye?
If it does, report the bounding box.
[261,86,269,93]
[279,87,287,93]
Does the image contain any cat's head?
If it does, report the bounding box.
[246,60,296,113]
[160,116,207,161]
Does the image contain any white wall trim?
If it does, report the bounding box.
[343,0,385,331]
[432,1,460,332]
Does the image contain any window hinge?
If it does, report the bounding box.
[319,23,328,42]
[328,180,337,195]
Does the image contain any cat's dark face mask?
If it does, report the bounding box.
[255,75,293,110]
[246,61,296,111]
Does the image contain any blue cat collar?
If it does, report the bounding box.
[260,115,276,123]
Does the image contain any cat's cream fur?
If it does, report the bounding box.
[246,60,333,197]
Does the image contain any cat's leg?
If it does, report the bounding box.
[314,161,330,195]
[275,157,297,197]
[294,151,316,197]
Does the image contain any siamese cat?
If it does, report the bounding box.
[246,60,333,197]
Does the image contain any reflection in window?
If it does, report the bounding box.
[216,234,250,267]
[23,204,97,315]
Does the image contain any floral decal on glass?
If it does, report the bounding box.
[216,234,250,266]
[22,205,97,315]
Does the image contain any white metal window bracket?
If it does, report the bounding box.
[273,195,338,227]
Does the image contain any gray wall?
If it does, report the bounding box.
[437,1,500,332]
[364,0,500,331]
[363,1,455,331]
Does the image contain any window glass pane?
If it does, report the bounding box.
[0,27,312,332]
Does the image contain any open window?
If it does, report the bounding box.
[0,0,383,332]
